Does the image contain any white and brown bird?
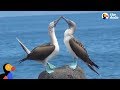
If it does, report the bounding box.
[16,16,62,73]
[62,16,99,75]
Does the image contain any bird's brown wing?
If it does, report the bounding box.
[69,38,99,69]
[28,43,55,61]
[70,38,88,55]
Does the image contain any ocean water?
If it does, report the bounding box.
[0,12,120,79]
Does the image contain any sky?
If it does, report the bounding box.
[0,11,101,17]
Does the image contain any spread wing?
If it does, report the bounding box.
[0,74,6,79]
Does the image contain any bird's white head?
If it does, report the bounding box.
[62,16,76,36]
[48,16,62,44]
[48,16,62,33]
[62,16,76,29]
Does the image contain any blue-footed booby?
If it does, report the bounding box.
[62,16,99,75]
[16,16,62,74]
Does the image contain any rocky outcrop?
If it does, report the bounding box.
[38,65,86,79]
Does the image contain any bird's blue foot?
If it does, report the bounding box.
[46,62,56,74]
[46,68,54,74]
[69,60,77,69]
[47,62,56,69]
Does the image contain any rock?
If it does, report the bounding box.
[38,65,86,79]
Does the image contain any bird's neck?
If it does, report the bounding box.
[64,28,75,37]
[69,27,76,34]
[50,28,58,45]
[4,71,10,76]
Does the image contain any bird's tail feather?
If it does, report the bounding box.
[89,59,99,69]
[19,58,27,64]
[16,37,31,54]
[87,64,99,75]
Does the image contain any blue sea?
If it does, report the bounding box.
[0,12,120,79]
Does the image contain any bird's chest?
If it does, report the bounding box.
[7,72,13,79]
[64,37,73,52]
[64,36,78,59]
[64,36,71,44]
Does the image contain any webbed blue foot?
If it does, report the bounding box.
[46,68,54,74]
[69,60,77,69]
[47,62,56,69]
[45,62,56,74]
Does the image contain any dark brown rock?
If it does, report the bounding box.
[38,65,86,79]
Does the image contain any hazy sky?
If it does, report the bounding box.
[0,11,101,17]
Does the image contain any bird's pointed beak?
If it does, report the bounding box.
[54,16,62,27]
[61,16,69,24]
[11,66,16,71]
